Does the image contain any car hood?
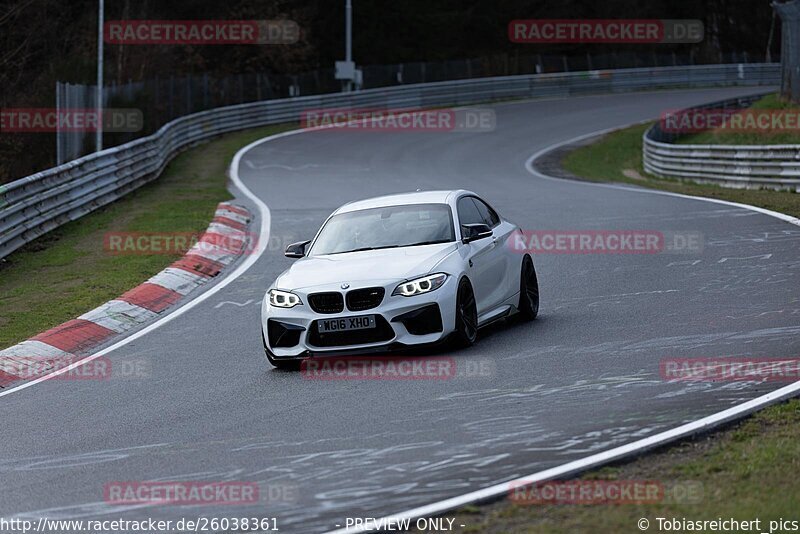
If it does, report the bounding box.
[275,242,458,290]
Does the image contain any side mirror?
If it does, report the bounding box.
[285,240,311,258]
[461,223,493,244]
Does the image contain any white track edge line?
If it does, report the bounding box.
[326,382,800,534]
[0,127,309,398]
[524,122,800,227]
[324,117,800,534]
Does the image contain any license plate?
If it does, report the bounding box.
[317,315,376,333]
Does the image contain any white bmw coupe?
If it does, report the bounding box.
[261,190,539,369]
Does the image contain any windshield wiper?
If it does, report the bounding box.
[327,240,450,255]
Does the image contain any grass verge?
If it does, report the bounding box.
[0,123,295,350]
[427,399,800,533]
[678,93,800,145]
[560,122,800,218]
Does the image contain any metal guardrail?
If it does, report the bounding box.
[643,91,800,192]
[0,63,781,260]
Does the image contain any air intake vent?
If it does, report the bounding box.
[308,292,344,314]
[346,287,385,311]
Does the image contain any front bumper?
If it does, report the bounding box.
[261,277,457,358]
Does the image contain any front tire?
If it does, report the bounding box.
[451,278,478,348]
[518,254,539,321]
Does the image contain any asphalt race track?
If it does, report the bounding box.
[2,87,799,533]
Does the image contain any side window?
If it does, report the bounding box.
[473,198,500,227]
[457,197,484,236]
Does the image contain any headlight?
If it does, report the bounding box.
[268,289,303,308]
[392,273,448,297]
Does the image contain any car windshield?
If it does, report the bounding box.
[309,203,455,256]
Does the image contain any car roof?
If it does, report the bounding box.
[335,190,473,214]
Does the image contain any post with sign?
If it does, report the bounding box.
[335,0,361,92]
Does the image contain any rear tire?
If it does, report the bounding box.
[451,278,478,348]
[518,255,539,321]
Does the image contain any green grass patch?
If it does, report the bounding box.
[561,122,800,219]
[421,400,800,533]
[0,123,296,350]
[678,93,800,145]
